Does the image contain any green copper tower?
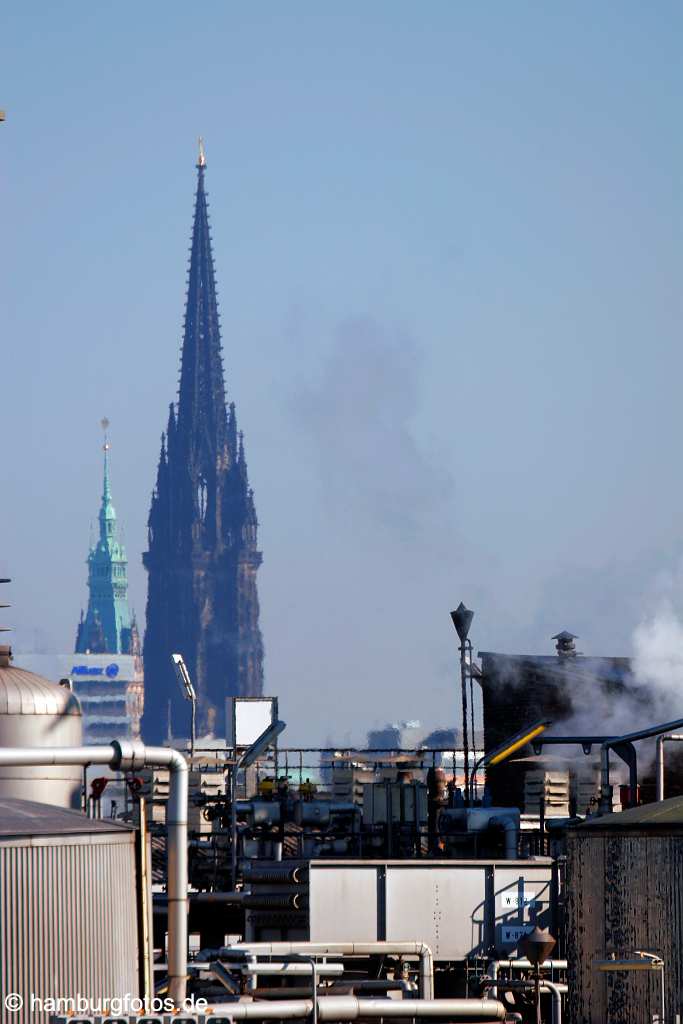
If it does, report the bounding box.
[75,419,136,654]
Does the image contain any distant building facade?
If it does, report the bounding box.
[142,145,264,744]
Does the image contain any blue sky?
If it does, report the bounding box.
[1,3,681,743]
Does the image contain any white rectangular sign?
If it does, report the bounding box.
[500,890,537,909]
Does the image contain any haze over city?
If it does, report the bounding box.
[1,2,681,744]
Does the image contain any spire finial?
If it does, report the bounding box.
[101,417,111,502]
[198,136,206,168]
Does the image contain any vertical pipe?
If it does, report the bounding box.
[657,735,665,802]
[160,747,189,1007]
[468,640,476,801]
[231,764,238,886]
[460,642,470,806]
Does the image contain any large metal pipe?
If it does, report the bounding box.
[0,741,188,1005]
[600,717,683,813]
[206,942,435,1000]
[205,997,506,1020]
[656,733,683,800]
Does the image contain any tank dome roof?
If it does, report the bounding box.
[0,650,81,717]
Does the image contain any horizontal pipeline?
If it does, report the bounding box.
[205,996,506,1020]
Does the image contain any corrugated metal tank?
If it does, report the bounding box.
[0,648,82,808]
[567,798,683,1024]
[0,798,140,1024]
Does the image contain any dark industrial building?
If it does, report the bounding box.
[142,145,264,743]
[479,633,633,808]
[567,797,683,1023]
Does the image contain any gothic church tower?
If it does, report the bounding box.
[142,143,264,743]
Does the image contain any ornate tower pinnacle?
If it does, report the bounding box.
[142,146,264,744]
[75,421,136,655]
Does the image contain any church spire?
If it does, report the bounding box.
[75,420,133,654]
[176,140,228,467]
[142,145,264,744]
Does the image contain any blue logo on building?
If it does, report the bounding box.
[70,663,121,678]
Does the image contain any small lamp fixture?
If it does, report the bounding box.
[450,602,474,643]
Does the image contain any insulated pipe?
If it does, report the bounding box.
[208,942,435,1000]
[242,963,345,977]
[205,997,506,1020]
[600,717,683,813]
[0,742,188,1006]
[656,734,683,800]
[492,959,568,970]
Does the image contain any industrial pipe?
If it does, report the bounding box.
[489,814,519,859]
[0,741,188,1006]
[656,734,683,800]
[204,942,435,1000]
[600,717,683,813]
[205,996,506,1020]
[482,976,565,1024]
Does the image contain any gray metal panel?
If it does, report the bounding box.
[309,866,378,941]
[0,832,139,1024]
[385,864,488,960]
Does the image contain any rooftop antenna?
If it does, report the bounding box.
[101,417,110,452]
[197,136,206,168]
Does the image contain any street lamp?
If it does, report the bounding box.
[171,654,197,760]
[450,603,474,804]
[231,719,287,885]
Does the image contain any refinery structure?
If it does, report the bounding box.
[2,147,681,1024]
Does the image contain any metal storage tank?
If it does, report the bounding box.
[0,797,140,1024]
[567,797,683,1023]
[0,646,82,807]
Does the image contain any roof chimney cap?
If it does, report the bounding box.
[553,631,578,657]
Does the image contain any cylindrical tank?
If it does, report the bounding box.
[0,797,140,1023]
[0,647,83,807]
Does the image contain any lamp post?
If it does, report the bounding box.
[171,654,197,761]
[230,719,287,886]
[450,603,474,804]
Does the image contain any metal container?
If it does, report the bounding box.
[567,799,683,1023]
[308,858,555,960]
[0,655,83,808]
[0,797,140,1024]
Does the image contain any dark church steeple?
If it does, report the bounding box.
[142,142,264,743]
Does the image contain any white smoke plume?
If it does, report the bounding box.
[553,596,683,777]
[631,600,683,727]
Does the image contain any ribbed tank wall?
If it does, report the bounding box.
[0,833,139,1024]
